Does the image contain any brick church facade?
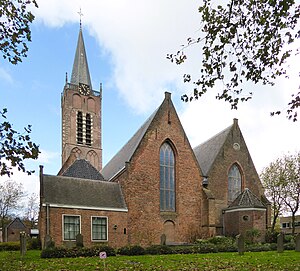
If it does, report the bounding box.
[39,27,270,248]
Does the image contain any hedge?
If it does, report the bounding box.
[41,245,116,258]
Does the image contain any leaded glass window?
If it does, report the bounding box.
[63,215,80,241]
[228,164,242,202]
[160,142,175,211]
[91,217,107,241]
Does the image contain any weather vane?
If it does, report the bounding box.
[78,8,83,28]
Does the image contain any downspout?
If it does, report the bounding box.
[46,204,50,235]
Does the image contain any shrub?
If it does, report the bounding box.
[41,245,116,258]
[27,238,41,250]
[245,243,273,252]
[0,242,20,251]
[207,236,235,246]
[245,229,261,244]
[284,242,295,250]
[265,230,279,243]
[117,245,145,256]
[196,243,218,253]
[145,245,173,255]
[284,234,295,243]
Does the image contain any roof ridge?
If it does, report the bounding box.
[194,124,233,150]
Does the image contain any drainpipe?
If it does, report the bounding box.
[46,204,50,235]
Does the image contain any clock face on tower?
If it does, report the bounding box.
[79,83,90,95]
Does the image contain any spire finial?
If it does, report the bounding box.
[78,8,83,29]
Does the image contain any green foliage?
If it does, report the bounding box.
[261,152,300,235]
[0,242,20,251]
[27,238,41,250]
[168,0,300,120]
[0,108,39,177]
[284,234,295,243]
[265,230,279,243]
[3,250,300,271]
[284,242,295,250]
[144,245,173,255]
[41,245,116,259]
[245,243,274,252]
[245,228,261,244]
[0,0,38,65]
[117,245,145,256]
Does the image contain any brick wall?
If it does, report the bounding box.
[206,120,265,231]
[114,93,204,245]
[224,209,266,241]
[39,206,128,248]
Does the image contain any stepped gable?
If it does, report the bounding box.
[62,159,104,181]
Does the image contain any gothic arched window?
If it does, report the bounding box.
[228,164,242,202]
[160,142,175,211]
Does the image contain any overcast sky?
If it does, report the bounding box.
[0,0,299,199]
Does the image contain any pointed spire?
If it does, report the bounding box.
[70,27,92,89]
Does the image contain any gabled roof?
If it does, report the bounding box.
[5,218,27,230]
[62,159,104,181]
[42,175,127,211]
[228,188,266,209]
[193,125,232,176]
[70,28,92,89]
[101,109,158,180]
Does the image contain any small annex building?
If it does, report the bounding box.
[3,218,29,242]
[39,26,270,248]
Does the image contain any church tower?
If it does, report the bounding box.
[61,26,102,172]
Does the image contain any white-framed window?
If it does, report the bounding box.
[91,216,108,241]
[63,215,81,241]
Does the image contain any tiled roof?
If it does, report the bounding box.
[61,159,104,181]
[228,188,266,209]
[193,125,232,176]
[42,174,127,210]
[70,28,92,89]
[101,109,158,180]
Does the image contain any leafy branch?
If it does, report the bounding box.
[167,0,300,120]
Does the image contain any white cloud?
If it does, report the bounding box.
[0,67,13,84]
[0,167,39,197]
[37,149,60,165]
[35,0,200,113]
[33,0,300,173]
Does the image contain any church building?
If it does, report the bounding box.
[38,26,270,248]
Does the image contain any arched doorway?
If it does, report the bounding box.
[163,220,175,244]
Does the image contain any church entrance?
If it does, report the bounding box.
[163,220,175,244]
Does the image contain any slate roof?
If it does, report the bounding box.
[42,174,127,211]
[101,109,158,180]
[62,159,104,181]
[70,28,92,89]
[228,188,266,209]
[5,218,27,230]
[193,125,232,176]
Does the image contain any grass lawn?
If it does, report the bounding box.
[0,250,299,271]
